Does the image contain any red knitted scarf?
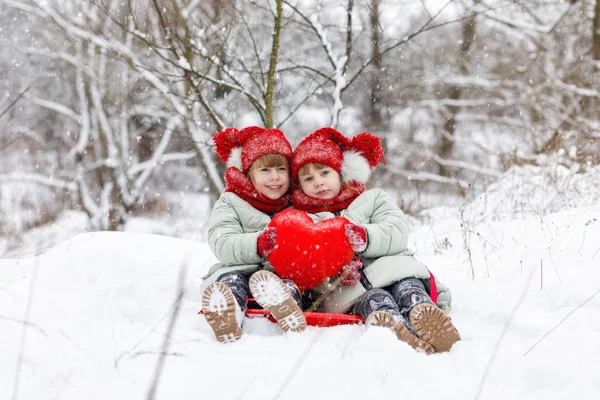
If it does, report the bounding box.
[224,167,291,214]
[292,182,365,213]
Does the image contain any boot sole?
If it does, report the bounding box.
[366,311,435,355]
[410,303,461,353]
[202,282,243,343]
[249,271,307,333]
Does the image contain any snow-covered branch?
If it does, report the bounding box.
[384,164,476,189]
[282,0,347,127]
[478,4,572,34]
[553,80,600,98]
[190,104,225,193]
[24,94,80,122]
[420,76,523,90]
[70,42,91,159]
[398,142,502,178]
[0,173,75,191]
[132,116,181,195]
[127,151,196,177]
[417,97,517,109]
[430,153,501,178]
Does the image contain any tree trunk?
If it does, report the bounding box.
[368,0,384,131]
[210,0,230,99]
[265,0,283,128]
[108,183,124,231]
[593,0,600,60]
[438,13,476,177]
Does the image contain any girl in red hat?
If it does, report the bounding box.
[200,126,306,343]
[292,127,461,354]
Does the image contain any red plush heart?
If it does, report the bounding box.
[267,209,355,290]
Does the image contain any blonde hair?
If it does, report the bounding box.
[298,162,329,177]
[248,154,290,183]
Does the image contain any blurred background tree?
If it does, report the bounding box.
[1,0,598,233]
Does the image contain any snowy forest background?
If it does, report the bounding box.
[1,0,600,255]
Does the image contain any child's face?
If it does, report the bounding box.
[298,164,342,199]
[250,164,290,200]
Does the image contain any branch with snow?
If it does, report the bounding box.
[385,164,477,189]
[0,173,74,191]
[24,94,80,122]
[406,146,502,178]
[127,152,196,177]
[477,3,572,34]
[70,42,91,160]
[189,104,225,193]
[553,79,600,98]
[283,1,348,127]
[131,116,181,196]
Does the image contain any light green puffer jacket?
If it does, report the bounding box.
[201,190,452,315]
[200,192,278,292]
[308,188,452,314]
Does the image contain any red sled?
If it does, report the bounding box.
[199,298,363,328]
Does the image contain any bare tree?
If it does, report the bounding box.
[437,10,476,178]
[5,0,600,230]
[3,0,199,230]
[368,0,384,131]
[593,0,600,60]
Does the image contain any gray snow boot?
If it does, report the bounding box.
[388,278,461,352]
[249,270,306,333]
[215,271,251,312]
[387,277,435,320]
[358,289,434,355]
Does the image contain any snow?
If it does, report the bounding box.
[2,191,600,399]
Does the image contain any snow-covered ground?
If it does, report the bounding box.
[2,167,600,399]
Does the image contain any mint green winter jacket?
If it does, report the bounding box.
[201,190,452,314]
[200,192,279,292]
[306,189,452,314]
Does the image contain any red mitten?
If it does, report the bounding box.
[339,256,363,286]
[344,224,367,253]
[257,227,277,259]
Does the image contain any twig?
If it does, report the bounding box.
[115,259,209,367]
[234,340,291,400]
[524,288,600,356]
[474,268,535,400]
[0,87,30,119]
[0,315,47,338]
[271,329,325,400]
[306,276,343,312]
[540,259,543,290]
[547,248,562,283]
[12,227,41,400]
[146,265,186,400]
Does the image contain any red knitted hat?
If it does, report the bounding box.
[213,126,293,173]
[292,127,384,184]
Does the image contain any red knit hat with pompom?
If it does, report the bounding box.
[292,127,384,184]
[213,126,292,173]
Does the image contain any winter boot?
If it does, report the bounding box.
[389,278,461,352]
[216,272,251,311]
[387,278,436,321]
[409,303,461,353]
[357,289,434,355]
[201,282,244,343]
[249,270,306,333]
[282,279,303,310]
